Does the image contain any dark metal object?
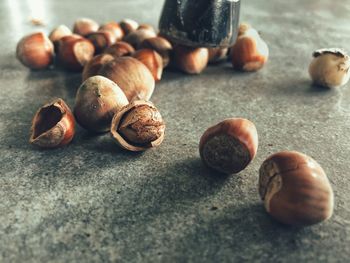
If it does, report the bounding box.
[159,0,241,48]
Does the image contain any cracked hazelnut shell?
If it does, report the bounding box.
[259,151,334,226]
[82,53,114,81]
[74,76,129,133]
[199,118,258,174]
[140,37,173,67]
[98,56,155,101]
[111,100,165,151]
[309,48,350,89]
[132,49,163,82]
[16,32,54,70]
[104,41,135,58]
[30,98,75,148]
[173,45,209,74]
[73,18,99,36]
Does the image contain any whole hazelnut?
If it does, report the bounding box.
[137,24,156,33]
[99,22,124,41]
[98,56,155,101]
[30,98,75,148]
[111,100,165,151]
[123,29,157,49]
[309,48,350,89]
[86,30,116,54]
[57,34,95,71]
[82,53,114,81]
[173,45,209,74]
[231,27,269,71]
[16,32,54,70]
[132,49,163,82]
[140,37,173,67]
[199,118,258,174]
[120,19,139,35]
[73,18,99,36]
[104,41,135,58]
[208,47,229,64]
[74,76,129,133]
[49,25,72,46]
[259,151,334,226]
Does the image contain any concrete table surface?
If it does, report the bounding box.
[1,0,350,262]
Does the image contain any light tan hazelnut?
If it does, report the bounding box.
[73,18,99,36]
[99,22,124,41]
[111,100,165,151]
[120,19,139,35]
[49,25,72,44]
[309,48,350,89]
[132,49,163,82]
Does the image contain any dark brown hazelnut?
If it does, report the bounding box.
[73,18,99,36]
[208,47,229,64]
[86,30,116,54]
[30,98,75,148]
[132,49,163,82]
[98,56,155,101]
[82,53,114,82]
[111,100,165,151]
[104,41,135,58]
[57,35,95,71]
[16,32,54,70]
[74,76,129,133]
[99,22,124,41]
[140,37,173,67]
[173,45,209,74]
[199,118,258,174]
[120,19,139,35]
[259,151,334,226]
[123,29,157,49]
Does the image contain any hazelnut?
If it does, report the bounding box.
[111,100,165,151]
[208,47,229,64]
[132,49,163,82]
[199,118,258,174]
[137,24,156,33]
[16,32,54,70]
[73,18,99,36]
[99,22,124,41]
[57,34,95,71]
[140,37,173,67]
[86,30,116,54]
[173,45,209,74]
[120,19,139,35]
[104,41,135,58]
[259,151,334,226]
[29,98,75,148]
[309,48,350,89]
[74,76,129,133]
[123,29,157,49]
[238,23,252,37]
[231,27,269,72]
[49,25,72,46]
[98,56,155,101]
[82,53,114,82]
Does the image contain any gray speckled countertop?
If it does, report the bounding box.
[1,0,350,262]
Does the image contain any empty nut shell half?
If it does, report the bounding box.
[199,118,258,174]
[259,151,334,226]
[111,100,165,152]
[30,98,75,148]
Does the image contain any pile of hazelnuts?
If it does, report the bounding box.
[16,17,349,227]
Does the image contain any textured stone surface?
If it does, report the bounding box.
[1,0,350,262]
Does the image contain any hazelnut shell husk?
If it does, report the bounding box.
[259,151,334,226]
[82,53,115,81]
[73,18,99,36]
[140,37,173,67]
[16,32,54,70]
[199,118,258,174]
[30,98,75,148]
[104,41,135,58]
[172,45,209,74]
[132,49,163,82]
[74,76,129,133]
[98,56,155,101]
[110,100,165,152]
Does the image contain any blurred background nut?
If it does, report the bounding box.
[208,47,229,64]
[16,32,54,70]
[104,41,135,58]
[132,49,163,82]
[57,34,95,71]
[173,45,209,74]
[140,37,173,67]
[99,21,124,42]
[111,100,165,151]
[98,56,155,101]
[49,25,72,51]
[30,98,75,148]
[123,29,157,49]
[199,118,258,174]
[74,76,129,133]
[309,48,350,89]
[259,151,334,226]
[82,53,114,82]
[120,19,139,35]
[137,24,156,33]
[86,30,116,54]
[73,18,99,36]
